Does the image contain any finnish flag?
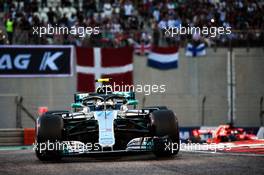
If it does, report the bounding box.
[185,43,206,57]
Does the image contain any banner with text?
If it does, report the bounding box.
[0,45,73,77]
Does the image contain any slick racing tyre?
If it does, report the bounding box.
[35,114,63,161]
[150,110,180,157]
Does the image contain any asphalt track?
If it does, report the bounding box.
[0,149,263,175]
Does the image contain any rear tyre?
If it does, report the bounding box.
[150,110,180,157]
[35,114,63,161]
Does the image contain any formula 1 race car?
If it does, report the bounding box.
[35,79,179,160]
[188,124,257,143]
[208,124,257,143]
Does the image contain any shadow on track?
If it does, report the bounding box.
[35,152,183,164]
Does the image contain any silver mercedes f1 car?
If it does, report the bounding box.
[35,79,179,160]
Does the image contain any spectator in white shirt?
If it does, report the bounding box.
[152,8,160,21]
[103,1,113,18]
[167,1,175,10]
[124,0,134,17]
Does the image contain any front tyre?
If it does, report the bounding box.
[35,114,63,161]
[150,110,180,157]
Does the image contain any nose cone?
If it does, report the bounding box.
[94,111,117,147]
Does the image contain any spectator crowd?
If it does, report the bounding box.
[0,0,263,47]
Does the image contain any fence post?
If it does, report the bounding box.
[15,96,22,128]
[142,95,146,108]
[201,96,206,126]
[260,96,264,126]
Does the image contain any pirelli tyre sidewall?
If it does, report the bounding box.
[35,114,63,161]
[150,109,180,157]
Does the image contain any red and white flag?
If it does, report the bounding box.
[76,47,133,92]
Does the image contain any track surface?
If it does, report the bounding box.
[0,150,263,175]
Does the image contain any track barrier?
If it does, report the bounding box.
[24,128,35,145]
[0,128,35,146]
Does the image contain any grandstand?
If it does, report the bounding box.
[0,0,263,47]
